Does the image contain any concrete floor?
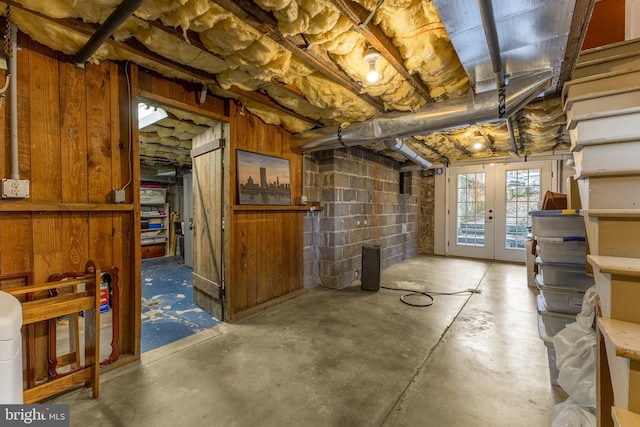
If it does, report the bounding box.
[48,255,558,426]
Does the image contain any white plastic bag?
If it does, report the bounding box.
[551,399,596,427]
[552,322,596,407]
[576,286,598,330]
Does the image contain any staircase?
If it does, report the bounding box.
[563,37,640,427]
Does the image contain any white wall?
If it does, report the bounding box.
[627,0,640,40]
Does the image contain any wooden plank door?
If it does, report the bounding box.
[183,172,194,268]
[191,124,225,320]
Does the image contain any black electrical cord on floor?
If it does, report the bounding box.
[380,286,482,307]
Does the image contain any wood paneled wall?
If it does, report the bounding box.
[227,103,306,321]
[0,34,136,379]
[0,30,308,388]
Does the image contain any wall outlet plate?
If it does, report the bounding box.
[300,195,308,205]
[2,178,30,199]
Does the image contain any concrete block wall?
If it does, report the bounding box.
[302,147,422,289]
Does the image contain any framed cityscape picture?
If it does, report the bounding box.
[236,150,292,205]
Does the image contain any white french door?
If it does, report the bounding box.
[448,165,495,259]
[447,161,555,262]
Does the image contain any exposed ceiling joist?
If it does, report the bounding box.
[329,0,435,103]
[557,0,597,93]
[444,135,473,156]
[515,111,526,152]
[270,78,306,99]
[143,17,219,57]
[410,137,450,164]
[229,84,323,127]
[475,125,496,153]
[3,0,321,127]
[210,0,386,112]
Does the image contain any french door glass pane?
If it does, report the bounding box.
[456,173,486,247]
[505,168,541,250]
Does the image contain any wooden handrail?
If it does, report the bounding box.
[8,277,94,296]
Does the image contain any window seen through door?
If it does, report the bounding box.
[456,172,486,247]
[505,168,541,250]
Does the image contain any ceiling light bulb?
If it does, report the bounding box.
[363,47,380,83]
[473,142,483,150]
[366,61,379,83]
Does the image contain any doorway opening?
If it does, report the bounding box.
[138,97,223,352]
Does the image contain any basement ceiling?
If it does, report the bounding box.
[1,0,594,168]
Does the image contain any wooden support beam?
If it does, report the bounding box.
[409,137,449,164]
[476,125,496,153]
[0,203,134,212]
[210,0,386,112]
[330,0,434,104]
[3,0,321,126]
[557,0,597,94]
[228,84,323,127]
[443,135,473,156]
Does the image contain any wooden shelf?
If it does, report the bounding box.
[598,317,640,362]
[612,407,640,427]
[141,240,167,246]
[588,255,640,277]
[0,203,135,212]
[233,205,322,212]
[139,202,170,258]
[582,209,640,218]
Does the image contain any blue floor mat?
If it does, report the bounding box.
[141,256,220,353]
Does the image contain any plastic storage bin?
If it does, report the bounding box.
[535,259,595,290]
[529,209,585,238]
[543,341,560,386]
[0,290,23,404]
[536,275,585,314]
[537,295,575,337]
[537,237,587,264]
[140,185,166,204]
[536,304,561,386]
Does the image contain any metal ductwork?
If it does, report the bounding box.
[477,0,504,88]
[384,139,432,170]
[290,70,552,163]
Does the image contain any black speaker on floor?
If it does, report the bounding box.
[361,244,381,291]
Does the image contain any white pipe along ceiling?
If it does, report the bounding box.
[0,0,592,168]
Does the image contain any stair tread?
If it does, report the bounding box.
[612,406,640,427]
[598,317,640,362]
[588,255,640,276]
[581,209,640,218]
[577,37,640,65]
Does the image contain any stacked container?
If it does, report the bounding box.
[529,209,594,386]
[0,290,23,403]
